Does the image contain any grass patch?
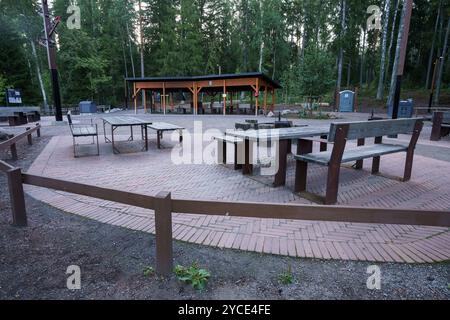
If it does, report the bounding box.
[143,266,155,277]
[278,265,295,285]
[174,262,210,290]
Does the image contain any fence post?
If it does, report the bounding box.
[10,143,18,160]
[26,127,32,145]
[6,167,27,226]
[154,191,173,276]
[36,123,41,137]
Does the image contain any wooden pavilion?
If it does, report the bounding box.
[125,72,282,115]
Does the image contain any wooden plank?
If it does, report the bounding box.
[295,144,408,165]
[171,199,450,227]
[0,125,41,150]
[22,174,155,210]
[0,160,14,172]
[148,122,184,130]
[13,173,450,228]
[328,119,420,141]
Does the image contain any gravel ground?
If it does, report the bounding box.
[0,121,449,300]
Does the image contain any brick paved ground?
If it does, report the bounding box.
[19,112,450,263]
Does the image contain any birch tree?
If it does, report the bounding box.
[376,0,391,100]
[433,17,450,105]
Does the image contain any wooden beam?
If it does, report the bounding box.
[255,78,259,116]
[162,82,166,115]
[264,85,267,115]
[223,80,226,115]
[143,89,147,113]
[134,82,137,114]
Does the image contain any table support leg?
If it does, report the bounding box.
[273,139,288,187]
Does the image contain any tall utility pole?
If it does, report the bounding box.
[41,0,63,121]
[138,0,147,113]
[391,0,412,119]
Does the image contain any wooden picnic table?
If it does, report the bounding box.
[227,125,330,186]
[102,116,152,154]
[147,122,184,149]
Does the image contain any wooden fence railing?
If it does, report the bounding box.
[0,124,41,160]
[1,159,449,275]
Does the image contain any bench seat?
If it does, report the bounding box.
[148,122,184,131]
[71,126,97,136]
[215,135,243,144]
[296,144,407,165]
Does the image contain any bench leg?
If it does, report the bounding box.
[371,137,382,174]
[179,129,183,143]
[355,138,364,169]
[243,139,253,175]
[234,142,243,170]
[320,135,328,151]
[325,164,341,205]
[96,134,100,156]
[403,150,414,181]
[157,130,161,149]
[294,139,313,192]
[273,139,289,186]
[217,140,226,164]
[430,112,443,141]
[10,143,18,160]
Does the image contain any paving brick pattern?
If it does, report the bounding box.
[23,115,450,263]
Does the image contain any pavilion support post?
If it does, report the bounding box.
[133,83,137,114]
[194,82,198,115]
[223,80,226,116]
[264,85,267,115]
[163,82,166,115]
[143,89,147,113]
[272,89,276,111]
[230,91,233,114]
[255,78,259,116]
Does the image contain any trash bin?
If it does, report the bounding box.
[339,90,355,112]
[79,101,97,113]
[387,98,413,118]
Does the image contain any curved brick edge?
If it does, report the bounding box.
[22,135,450,264]
[23,185,450,264]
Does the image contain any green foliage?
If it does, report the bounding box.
[143,266,155,277]
[0,74,7,102]
[278,265,294,285]
[174,262,210,290]
[0,0,449,107]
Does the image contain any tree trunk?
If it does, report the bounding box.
[360,28,366,88]
[336,0,346,92]
[386,0,399,86]
[433,17,450,105]
[376,0,391,100]
[425,0,442,89]
[258,0,264,72]
[387,0,407,109]
[29,39,48,113]
[126,22,136,78]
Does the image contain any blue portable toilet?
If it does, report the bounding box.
[339,90,355,112]
[79,101,97,113]
[388,98,413,118]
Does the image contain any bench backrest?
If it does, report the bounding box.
[433,111,450,123]
[328,118,421,142]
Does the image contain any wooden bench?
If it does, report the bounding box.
[294,118,423,204]
[67,113,99,157]
[147,122,184,149]
[214,135,244,170]
[430,111,450,141]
